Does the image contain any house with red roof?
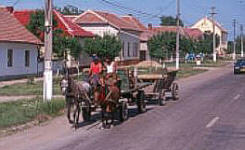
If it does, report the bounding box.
[13,9,94,39]
[0,7,42,80]
[73,10,143,62]
[13,9,94,68]
[191,16,228,55]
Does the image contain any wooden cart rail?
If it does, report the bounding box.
[121,82,152,95]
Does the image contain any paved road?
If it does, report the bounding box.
[1,64,245,150]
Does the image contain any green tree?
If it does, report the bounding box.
[148,32,195,60]
[195,33,220,54]
[27,10,82,59]
[160,16,184,27]
[226,41,234,54]
[27,10,57,40]
[56,5,83,15]
[83,34,122,59]
[235,35,245,54]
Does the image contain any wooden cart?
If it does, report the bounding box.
[137,70,179,106]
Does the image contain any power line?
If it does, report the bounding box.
[13,0,21,6]
[100,0,162,18]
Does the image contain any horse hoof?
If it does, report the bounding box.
[74,124,79,129]
[69,120,74,124]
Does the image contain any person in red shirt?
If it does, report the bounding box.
[89,55,102,76]
[89,55,103,88]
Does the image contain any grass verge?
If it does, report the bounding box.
[0,98,65,132]
[0,78,61,96]
[177,68,208,78]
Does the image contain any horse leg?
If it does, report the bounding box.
[76,102,81,129]
[67,98,73,124]
[73,101,78,129]
[101,106,107,129]
[111,110,115,127]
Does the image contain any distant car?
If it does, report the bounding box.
[234,59,245,74]
[185,53,195,62]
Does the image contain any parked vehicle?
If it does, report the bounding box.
[234,59,245,74]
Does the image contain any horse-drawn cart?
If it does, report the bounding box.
[116,69,152,121]
[61,67,179,128]
[137,70,179,106]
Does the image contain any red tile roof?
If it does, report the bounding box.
[54,10,93,37]
[13,9,93,38]
[151,26,186,35]
[140,30,155,41]
[140,26,204,41]
[63,15,78,22]
[184,28,203,40]
[0,8,42,45]
[121,16,147,31]
[74,10,143,32]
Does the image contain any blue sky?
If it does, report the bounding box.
[1,0,244,40]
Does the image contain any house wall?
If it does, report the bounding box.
[79,24,140,61]
[81,24,118,37]
[140,42,150,60]
[192,18,228,54]
[119,31,140,60]
[0,43,38,79]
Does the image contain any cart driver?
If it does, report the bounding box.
[89,54,103,88]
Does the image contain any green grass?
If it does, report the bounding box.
[177,69,207,78]
[0,79,61,96]
[165,60,228,68]
[0,98,65,130]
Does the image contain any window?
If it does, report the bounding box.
[133,43,138,57]
[127,42,130,57]
[25,50,30,67]
[122,42,125,57]
[7,49,13,67]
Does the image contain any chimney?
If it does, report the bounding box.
[6,6,14,13]
[148,23,152,30]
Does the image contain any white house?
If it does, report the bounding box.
[72,10,143,62]
[0,7,42,80]
[191,16,228,55]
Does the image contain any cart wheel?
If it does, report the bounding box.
[158,90,166,106]
[82,100,91,122]
[119,101,129,122]
[171,82,179,101]
[137,90,146,113]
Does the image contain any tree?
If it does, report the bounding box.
[160,16,184,27]
[56,5,83,15]
[148,32,195,60]
[195,33,220,54]
[27,10,57,40]
[27,10,82,59]
[226,41,234,54]
[83,34,122,59]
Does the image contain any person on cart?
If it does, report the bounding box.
[89,54,103,88]
[105,57,118,86]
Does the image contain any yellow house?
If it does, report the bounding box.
[191,16,228,55]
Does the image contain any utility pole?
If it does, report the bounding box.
[241,24,244,58]
[43,0,53,101]
[233,19,236,60]
[176,0,180,70]
[210,7,217,62]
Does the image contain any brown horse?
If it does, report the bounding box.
[93,74,120,129]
